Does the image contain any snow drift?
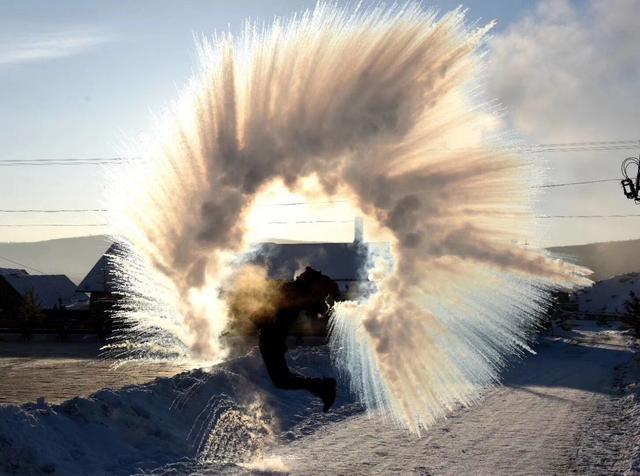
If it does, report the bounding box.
[573,272,640,314]
[0,347,357,475]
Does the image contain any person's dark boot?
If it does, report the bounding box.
[322,378,337,412]
[308,377,337,412]
[317,378,336,412]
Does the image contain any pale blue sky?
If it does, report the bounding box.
[2,1,638,246]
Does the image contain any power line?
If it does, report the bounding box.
[1,213,640,227]
[428,139,640,153]
[263,200,350,207]
[0,219,348,227]
[0,139,637,166]
[0,209,108,213]
[0,178,624,214]
[0,165,635,221]
[0,157,138,162]
[536,214,640,218]
[526,139,638,148]
[0,200,349,213]
[0,254,47,274]
[267,216,640,222]
[535,178,620,188]
[267,220,353,224]
[524,145,639,153]
[0,157,140,167]
[0,158,131,162]
[0,223,109,227]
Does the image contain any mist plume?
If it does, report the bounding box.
[108,3,590,432]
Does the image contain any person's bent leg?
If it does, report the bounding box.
[271,371,336,413]
[260,338,336,411]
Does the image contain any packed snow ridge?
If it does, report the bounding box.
[0,346,361,475]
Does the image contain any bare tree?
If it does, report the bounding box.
[19,289,44,339]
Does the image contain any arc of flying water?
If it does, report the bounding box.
[106,2,591,433]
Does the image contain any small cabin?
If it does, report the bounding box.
[0,269,86,319]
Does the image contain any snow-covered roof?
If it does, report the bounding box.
[248,242,385,281]
[65,299,90,311]
[1,274,86,309]
[77,243,121,293]
[573,272,640,314]
[0,268,29,276]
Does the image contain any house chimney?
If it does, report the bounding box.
[353,216,364,243]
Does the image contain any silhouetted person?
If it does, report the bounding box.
[258,267,341,412]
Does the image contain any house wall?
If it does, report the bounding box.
[0,277,25,319]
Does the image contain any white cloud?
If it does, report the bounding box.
[0,29,111,66]
[486,0,640,246]
[487,0,640,142]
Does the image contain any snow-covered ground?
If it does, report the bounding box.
[272,321,640,475]
[573,272,640,314]
[1,321,639,475]
[0,344,358,475]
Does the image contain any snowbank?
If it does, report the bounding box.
[0,346,360,475]
[573,272,640,314]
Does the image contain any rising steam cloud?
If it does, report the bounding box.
[108,3,590,432]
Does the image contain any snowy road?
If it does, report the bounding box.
[274,322,639,475]
[2,322,638,475]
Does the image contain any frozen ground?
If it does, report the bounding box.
[1,321,639,475]
[0,340,188,405]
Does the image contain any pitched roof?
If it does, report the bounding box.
[0,268,28,276]
[249,242,372,281]
[76,241,385,297]
[2,274,85,309]
[77,243,121,293]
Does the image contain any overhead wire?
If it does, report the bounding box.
[0,223,109,227]
[0,139,637,166]
[426,139,640,153]
[535,178,620,188]
[0,209,108,213]
[0,139,637,225]
[0,157,139,166]
[0,178,628,215]
[536,214,640,218]
[267,220,353,224]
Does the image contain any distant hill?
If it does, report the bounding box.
[0,235,112,284]
[0,235,327,286]
[548,239,640,282]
